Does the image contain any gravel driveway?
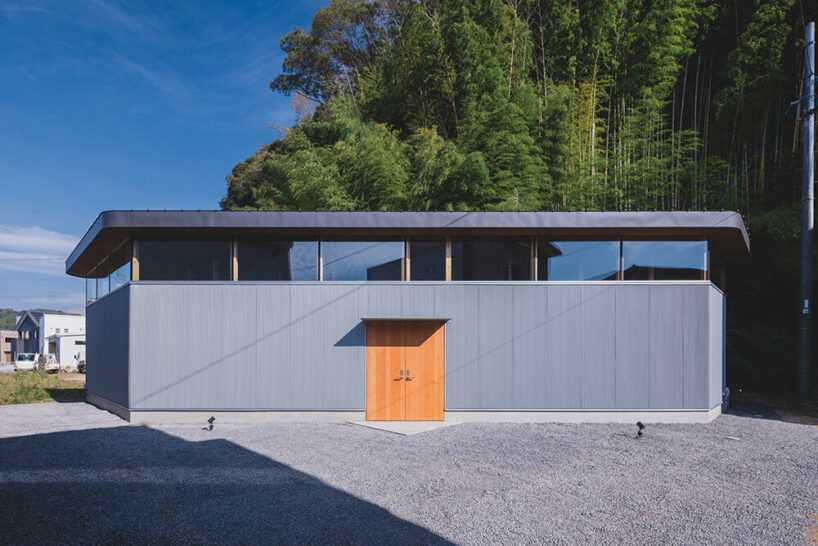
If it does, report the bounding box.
[1,403,816,544]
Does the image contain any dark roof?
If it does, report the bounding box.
[15,311,40,331]
[66,210,750,277]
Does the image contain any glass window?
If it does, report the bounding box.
[622,240,708,280]
[322,241,404,281]
[109,241,131,291]
[409,240,446,281]
[96,258,110,298]
[137,240,231,281]
[109,261,131,291]
[538,241,620,281]
[451,238,531,280]
[86,276,96,303]
[238,240,318,280]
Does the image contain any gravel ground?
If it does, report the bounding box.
[1,403,817,544]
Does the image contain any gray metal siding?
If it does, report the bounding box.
[118,282,723,411]
[86,286,129,407]
[708,288,726,408]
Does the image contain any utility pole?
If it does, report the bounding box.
[798,21,815,402]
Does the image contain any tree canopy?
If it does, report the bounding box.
[224,0,815,216]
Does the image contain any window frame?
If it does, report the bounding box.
[235,237,320,281]
[620,237,709,281]
[450,236,534,281]
[536,237,622,282]
[319,237,406,281]
[134,237,233,282]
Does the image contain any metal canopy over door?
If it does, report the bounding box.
[366,320,445,421]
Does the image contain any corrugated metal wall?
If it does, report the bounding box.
[86,286,129,407]
[110,282,724,411]
[708,288,727,408]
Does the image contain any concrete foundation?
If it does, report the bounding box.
[87,393,721,425]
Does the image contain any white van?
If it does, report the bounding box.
[14,353,39,371]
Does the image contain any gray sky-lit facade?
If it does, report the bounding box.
[69,211,748,423]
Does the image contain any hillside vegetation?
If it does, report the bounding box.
[0,309,65,330]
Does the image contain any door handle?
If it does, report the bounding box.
[405,369,413,380]
[394,369,404,381]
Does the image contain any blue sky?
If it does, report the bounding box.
[0,0,324,311]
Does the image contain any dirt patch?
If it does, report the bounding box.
[58,373,86,383]
[799,514,818,545]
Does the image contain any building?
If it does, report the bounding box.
[66,210,750,424]
[45,334,86,369]
[1,330,17,363]
[14,311,85,357]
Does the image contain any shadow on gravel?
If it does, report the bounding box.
[0,426,450,544]
[727,402,818,426]
[44,388,86,403]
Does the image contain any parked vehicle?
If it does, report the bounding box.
[69,350,86,373]
[38,354,59,373]
[14,353,39,371]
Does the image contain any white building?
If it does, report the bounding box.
[45,334,86,368]
[15,311,86,360]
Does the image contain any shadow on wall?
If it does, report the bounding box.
[0,426,449,544]
[335,321,442,347]
[335,321,366,347]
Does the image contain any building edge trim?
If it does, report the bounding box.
[86,392,131,422]
[106,406,721,425]
[127,411,367,425]
[445,406,721,424]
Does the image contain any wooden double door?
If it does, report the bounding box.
[365,321,445,421]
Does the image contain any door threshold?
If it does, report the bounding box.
[349,420,460,435]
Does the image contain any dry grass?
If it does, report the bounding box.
[0,371,85,405]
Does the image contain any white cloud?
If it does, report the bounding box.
[0,226,78,277]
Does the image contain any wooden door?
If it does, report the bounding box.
[366,321,406,421]
[366,321,445,421]
[405,322,445,420]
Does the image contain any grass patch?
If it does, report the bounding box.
[0,371,85,405]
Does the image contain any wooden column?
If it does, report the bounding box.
[445,237,452,281]
[404,237,410,281]
[231,238,239,281]
[318,240,323,281]
[130,238,139,281]
[531,236,537,280]
[703,238,710,280]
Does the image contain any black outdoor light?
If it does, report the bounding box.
[636,421,646,437]
[207,416,215,431]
